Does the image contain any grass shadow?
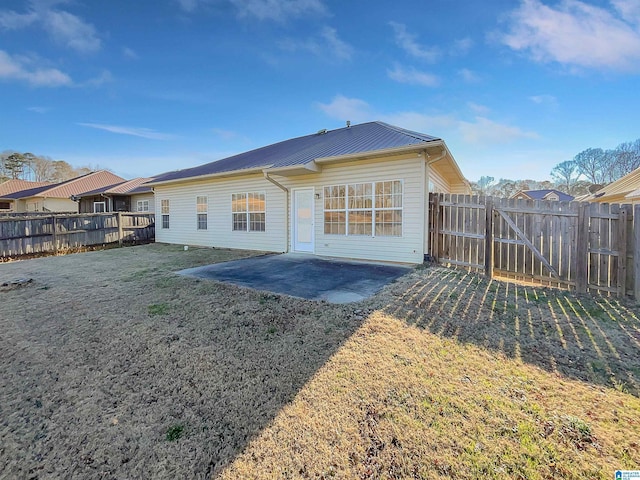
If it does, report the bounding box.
[382,266,640,397]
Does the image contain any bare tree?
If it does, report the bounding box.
[551,160,579,194]
[573,148,608,184]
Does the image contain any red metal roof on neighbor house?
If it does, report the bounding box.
[0,179,52,197]
[1,171,125,200]
[77,177,154,197]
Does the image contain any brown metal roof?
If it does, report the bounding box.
[4,171,126,200]
[77,177,154,197]
[0,179,51,197]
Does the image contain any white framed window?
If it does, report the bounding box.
[196,196,207,230]
[323,180,402,237]
[93,201,106,213]
[161,199,170,229]
[232,192,265,232]
[137,200,149,212]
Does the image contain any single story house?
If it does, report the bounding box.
[148,121,470,264]
[0,170,125,213]
[0,179,52,212]
[511,189,574,202]
[584,166,640,204]
[76,178,155,213]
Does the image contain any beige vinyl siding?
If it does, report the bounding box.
[19,197,77,212]
[281,154,425,264]
[154,174,287,252]
[132,193,155,212]
[428,169,449,193]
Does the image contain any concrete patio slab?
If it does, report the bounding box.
[177,253,411,303]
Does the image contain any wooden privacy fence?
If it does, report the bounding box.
[428,193,640,299]
[0,212,155,258]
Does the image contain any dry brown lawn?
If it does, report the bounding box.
[1,244,640,479]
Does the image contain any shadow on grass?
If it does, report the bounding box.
[382,267,640,396]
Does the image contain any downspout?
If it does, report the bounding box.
[263,171,290,253]
[101,193,111,212]
[423,148,447,261]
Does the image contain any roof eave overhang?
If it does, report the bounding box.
[145,166,270,187]
[264,162,322,176]
[314,142,442,165]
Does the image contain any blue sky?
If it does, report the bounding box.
[1,0,639,182]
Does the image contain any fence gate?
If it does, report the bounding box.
[428,193,638,298]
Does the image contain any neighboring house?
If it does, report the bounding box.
[76,178,155,213]
[0,179,52,212]
[0,170,125,213]
[584,166,640,204]
[511,189,574,202]
[148,121,470,264]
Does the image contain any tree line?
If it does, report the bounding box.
[471,138,640,197]
[0,151,101,184]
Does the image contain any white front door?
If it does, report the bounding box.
[293,188,314,252]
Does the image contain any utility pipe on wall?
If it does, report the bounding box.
[263,171,290,253]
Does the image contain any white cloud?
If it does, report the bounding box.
[389,21,440,62]
[78,123,176,140]
[279,26,353,61]
[43,10,100,53]
[316,95,375,124]
[84,69,113,87]
[452,37,473,55]
[28,106,50,113]
[211,128,251,143]
[529,94,557,105]
[613,0,640,25]
[317,95,538,146]
[458,116,539,144]
[501,0,640,71]
[229,0,326,21]
[319,27,353,60]
[175,0,201,12]
[0,50,72,87]
[123,47,138,59]
[387,64,439,87]
[467,102,490,115]
[0,1,101,53]
[0,9,38,29]
[458,68,481,83]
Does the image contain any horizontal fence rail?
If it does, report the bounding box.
[0,212,155,258]
[429,193,639,299]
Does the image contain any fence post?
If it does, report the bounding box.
[484,197,493,279]
[634,205,640,300]
[432,194,440,262]
[117,212,123,246]
[617,205,629,297]
[576,202,589,294]
[51,215,58,254]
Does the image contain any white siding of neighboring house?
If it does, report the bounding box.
[132,193,155,212]
[152,153,462,264]
[154,174,287,252]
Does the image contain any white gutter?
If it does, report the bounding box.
[263,171,290,253]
